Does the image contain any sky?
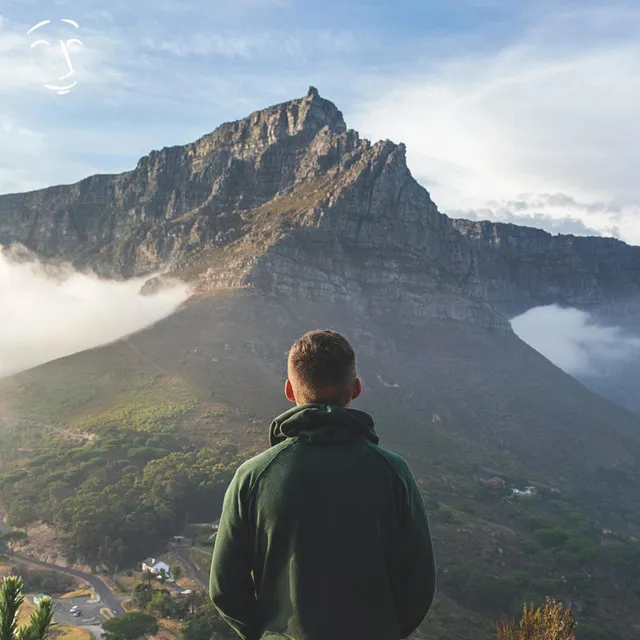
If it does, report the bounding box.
[2,0,640,244]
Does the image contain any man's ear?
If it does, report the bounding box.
[285,379,296,403]
[352,377,362,401]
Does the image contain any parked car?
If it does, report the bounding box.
[72,610,81,618]
[69,606,79,614]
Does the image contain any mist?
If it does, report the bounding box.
[0,247,191,377]
[511,305,640,376]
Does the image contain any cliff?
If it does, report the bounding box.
[1,87,639,328]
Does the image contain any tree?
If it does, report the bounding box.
[1,533,28,560]
[496,598,577,640]
[146,590,173,619]
[132,584,154,610]
[157,570,167,585]
[144,570,154,586]
[172,566,182,581]
[181,601,231,640]
[103,612,159,640]
[6,500,36,534]
[0,575,54,640]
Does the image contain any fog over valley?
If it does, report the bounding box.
[0,246,190,377]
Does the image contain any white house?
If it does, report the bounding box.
[511,486,538,497]
[142,558,171,576]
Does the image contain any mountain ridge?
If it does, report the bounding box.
[1,87,639,324]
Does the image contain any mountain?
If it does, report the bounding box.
[1,88,640,640]
[2,87,639,409]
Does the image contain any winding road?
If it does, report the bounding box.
[11,552,125,615]
[171,545,208,587]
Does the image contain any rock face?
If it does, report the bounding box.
[453,220,640,316]
[1,87,639,331]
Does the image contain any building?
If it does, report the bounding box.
[142,558,171,576]
[511,486,537,497]
[480,476,506,488]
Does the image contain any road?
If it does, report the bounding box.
[12,552,125,615]
[53,595,103,627]
[171,546,208,587]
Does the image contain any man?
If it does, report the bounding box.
[210,330,436,640]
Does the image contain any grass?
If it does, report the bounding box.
[50,626,93,640]
[100,608,114,619]
[188,547,212,577]
[4,363,200,437]
[1,346,201,435]
[112,571,145,594]
[60,588,92,599]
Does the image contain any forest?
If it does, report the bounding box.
[0,425,240,570]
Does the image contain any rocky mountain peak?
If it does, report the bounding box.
[190,85,347,157]
[1,89,639,331]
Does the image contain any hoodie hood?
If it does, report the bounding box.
[269,404,379,447]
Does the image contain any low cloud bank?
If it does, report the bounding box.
[511,305,640,376]
[0,246,190,377]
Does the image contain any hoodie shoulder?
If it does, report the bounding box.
[364,442,414,484]
[234,441,295,491]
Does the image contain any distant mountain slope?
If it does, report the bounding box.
[2,292,640,638]
[1,88,640,639]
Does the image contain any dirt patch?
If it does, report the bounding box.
[151,630,178,640]
[60,588,93,600]
[122,598,136,612]
[14,524,91,572]
[18,595,35,625]
[50,625,93,640]
[159,619,181,638]
[176,578,202,592]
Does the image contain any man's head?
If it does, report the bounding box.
[285,330,362,407]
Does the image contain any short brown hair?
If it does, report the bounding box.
[287,330,357,406]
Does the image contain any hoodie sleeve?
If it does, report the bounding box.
[389,461,436,638]
[210,468,260,640]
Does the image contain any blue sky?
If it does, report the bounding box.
[2,0,640,244]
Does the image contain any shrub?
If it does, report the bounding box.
[534,528,569,549]
[0,576,54,640]
[496,597,577,640]
[520,540,540,555]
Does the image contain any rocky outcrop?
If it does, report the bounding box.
[1,87,639,328]
[0,87,349,277]
[453,220,640,316]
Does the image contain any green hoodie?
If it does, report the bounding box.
[210,404,436,640]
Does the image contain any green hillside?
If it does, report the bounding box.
[1,290,640,639]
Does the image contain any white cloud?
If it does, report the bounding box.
[0,245,190,377]
[453,192,640,240]
[350,6,640,245]
[141,29,356,59]
[511,305,640,376]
